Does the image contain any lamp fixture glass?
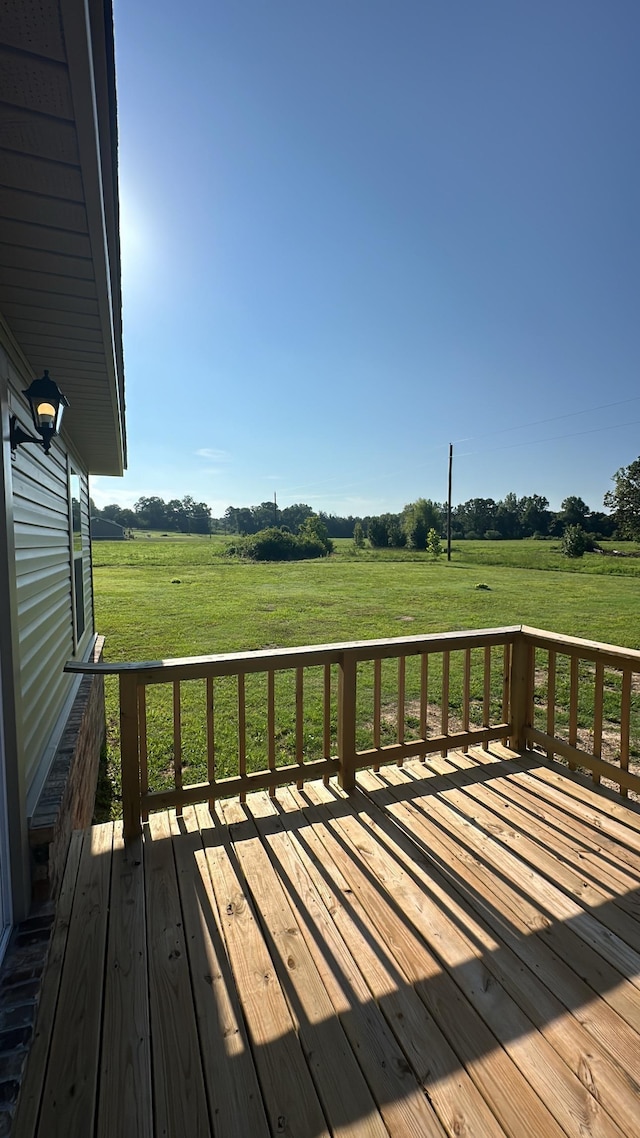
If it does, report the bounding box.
[25,371,68,451]
[10,370,69,455]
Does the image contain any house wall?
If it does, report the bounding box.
[1,331,98,916]
[7,368,94,804]
[29,636,105,901]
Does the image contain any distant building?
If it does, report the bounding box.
[91,517,126,540]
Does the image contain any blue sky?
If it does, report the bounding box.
[93,0,640,518]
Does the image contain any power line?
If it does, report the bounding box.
[275,404,640,503]
[452,394,640,445]
[456,417,640,459]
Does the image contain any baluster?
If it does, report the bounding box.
[593,661,604,786]
[483,645,491,750]
[546,650,556,762]
[620,669,631,798]
[238,673,246,802]
[462,649,471,754]
[296,667,304,789]
[120,672,142,840]
[420,653,428,761]
[373,658,382,772]
[173,680,182,815]
[268,670,276,796]
[138,685,148,822]
[441,651,450,756]
[568,656,578,770]
[323,663,331,785]
[397,656,405,764]
[206,676,215,811]
[502,643,510,725]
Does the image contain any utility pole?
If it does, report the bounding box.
[447,443,453,562]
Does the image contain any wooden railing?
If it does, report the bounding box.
[66,625,640,839]
[520,625,640,798]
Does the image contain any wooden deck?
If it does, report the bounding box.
[14,744,640,1138]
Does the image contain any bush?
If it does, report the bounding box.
[426,528,442,559]
[561,524,587,558]
[225,526,329,561]
[484,530,502,541]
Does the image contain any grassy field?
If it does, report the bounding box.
[92,535,640,817]
[93,534,640,654]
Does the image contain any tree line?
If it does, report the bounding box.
[91,496,359,537]
[93,460,640,545]
[92,495,213,533]
[364,494,616,549]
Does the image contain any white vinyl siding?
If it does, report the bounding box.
[9,371,93,796]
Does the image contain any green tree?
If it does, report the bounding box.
[134,495,171,529]
[367,517,389,547]
[519,494,550,537]
[495,493,521,539]
[454,498,497,539]
[384,514,407,548]
[225,506,257,534]
[279,503,314,531]
[298,514,333,554]
[559,496,590,530]
[353,521,365,549]
[402,499,443,549]
[426,528,442,559]
[604,458,640,539]
[100,502,137,527]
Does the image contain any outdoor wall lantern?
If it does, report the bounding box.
[10,370,69,455]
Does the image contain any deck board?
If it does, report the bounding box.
[97,826,151,1138]
[12,746,640,1137]
[37,823,113,1138]
[145,810,209,1138]
[273,785,509,1138]
[170,809,271,1138]
[199,804,331,1138]
[251,787,476,1138]
[13,831,84,1138]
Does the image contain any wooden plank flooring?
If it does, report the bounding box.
[13,745,640,1138]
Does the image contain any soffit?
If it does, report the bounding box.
[0,0,125,475]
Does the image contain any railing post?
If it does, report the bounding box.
[119,672,143,839]
[338,650,357,792]
[510,633,532,753]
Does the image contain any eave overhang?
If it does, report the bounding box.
[0,0,126,475]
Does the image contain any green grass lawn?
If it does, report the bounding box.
[92,535,640,817]
[93,535,640,656]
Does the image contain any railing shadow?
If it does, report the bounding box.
[138,752,640,1138]
[26,753,640,1137]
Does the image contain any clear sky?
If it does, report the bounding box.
[93,0,640,518]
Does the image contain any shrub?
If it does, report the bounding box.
[484,530,502,541]
[225,526,328,561]
[426,528,442,559]
[561,525,587,558]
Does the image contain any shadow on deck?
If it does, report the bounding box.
[13,744,640,1138]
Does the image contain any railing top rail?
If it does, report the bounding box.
[64,624,523,679]
[521,625,640,667]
